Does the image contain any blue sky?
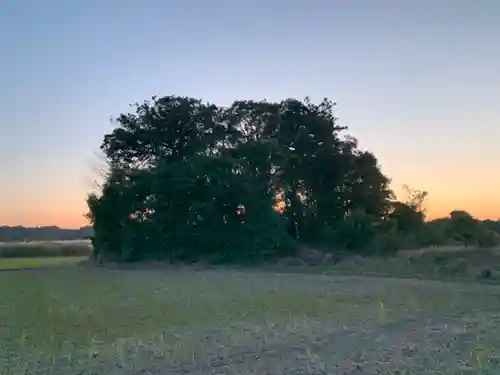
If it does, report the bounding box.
[1,0,499,226]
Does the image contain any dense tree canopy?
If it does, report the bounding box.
[87,95,500,263]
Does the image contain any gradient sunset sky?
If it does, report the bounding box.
[1,0,499,228]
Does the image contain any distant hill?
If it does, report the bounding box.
[0,226,94,242]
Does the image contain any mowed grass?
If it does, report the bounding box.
[3,267,500,374]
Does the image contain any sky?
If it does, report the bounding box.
[1,0,499,228]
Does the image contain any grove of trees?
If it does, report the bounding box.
[86,95,500,264]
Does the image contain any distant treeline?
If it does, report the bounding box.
[0,226,94,242]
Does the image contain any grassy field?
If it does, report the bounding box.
[2,265,500,374]
[0,240,91,259]
[328,246,500,283]
[0,256,87,270]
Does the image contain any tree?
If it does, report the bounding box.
[448,210,477,246]
[386,185,428,240]
[389,201,425,233]
[101,96,225,169]
[88,94,396,263]
[401,184,428,214]
[445,210,500,248]
[483,219,500,235]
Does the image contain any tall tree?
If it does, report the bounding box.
[101,96,224,169]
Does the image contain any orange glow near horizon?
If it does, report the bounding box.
[1,177,498,228]
[1,196,90,229]
[1,203,497,229]
[2,196,496,229]
[1,209,89,229]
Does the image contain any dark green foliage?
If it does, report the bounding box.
[447,210,478,245]
[371,231,401,256]
[333,209,378,254]
[389,201,425,234]
[474,225,500,248]
[87,94,499,264]
[423,211,500,249]
[483,219,500,235]
[87,95,397,263]
[418,223,448,247]
[148,155,291,263]
[381,184,500,250]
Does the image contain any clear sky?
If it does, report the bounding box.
[1,0,499,228]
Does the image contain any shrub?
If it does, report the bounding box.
[333,209,378,254]
[419,225,448,247]
[372,231,400,256]
[476,228,500,249]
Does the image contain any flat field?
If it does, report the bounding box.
[0,240,91,259]
[2,266,500,374]
[0,256,86,270]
